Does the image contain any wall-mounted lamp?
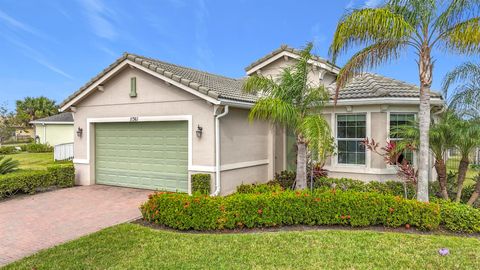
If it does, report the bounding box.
[196,125,203,138]
[76,127,83,137]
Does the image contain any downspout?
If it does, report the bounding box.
[211,105,229,196]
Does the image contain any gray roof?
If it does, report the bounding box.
[333,73,442,100]
[244,44,340,72]
[32,112,73,123]
[60,49,442,109]
[60,53,257,108]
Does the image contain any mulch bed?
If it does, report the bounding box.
[132,219,480,238]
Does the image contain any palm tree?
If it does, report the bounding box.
[243,43,332,189]
[442,62,480,119]
[330,0,480,202]
[16,96,58,127]
[452,119,480,202]
[392,111,457,199]
[0,156,19,175]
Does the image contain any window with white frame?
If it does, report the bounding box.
[389,113,415,164]
[337,114,366,165]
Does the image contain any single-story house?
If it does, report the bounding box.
[59,45,444,195]
[31,112,74,146]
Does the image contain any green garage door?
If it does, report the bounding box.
[95,121,188,192]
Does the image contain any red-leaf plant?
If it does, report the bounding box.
[362,138,418,187]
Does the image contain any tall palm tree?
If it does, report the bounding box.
[453,119,480,202]
[330,0,480,202]
[442,62,480,119]
[15,96,58,127]
[243,43,332,189]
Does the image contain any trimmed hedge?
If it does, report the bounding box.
[191,174,211,195]
[25,143,53,153]
[0,146,18,155]
[141,190,440,231]
[436,200,480,233]
[0,164,75,199]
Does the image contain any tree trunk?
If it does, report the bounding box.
[455,157,470,202]
[434,158,449,200]
[417,45,433,202]
[295,134,307,190]
[467,176,480,206]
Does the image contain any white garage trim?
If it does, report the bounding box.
[73,115,194,193]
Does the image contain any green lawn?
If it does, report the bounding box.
[446,155,479,186]
[5,152,56,170]
[4,223,480,270]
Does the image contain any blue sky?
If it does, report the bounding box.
[0,0,477,110]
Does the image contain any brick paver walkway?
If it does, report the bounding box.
[0,185,152,266]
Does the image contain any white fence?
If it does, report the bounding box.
[54,143,74,161]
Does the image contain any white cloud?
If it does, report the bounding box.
[0,9,49,39]
[364,0,382,7]
[193,0,213,69]
[346,0,355,9]
[3,35,73,79]
[78,0,118,40]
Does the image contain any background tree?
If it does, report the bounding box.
[442,62,480,119]
[243,43,332,189]
[0,104,15,143]
[330,0,480,202]
[392,111,458,199]
[453,120,480,202]
[15,96,58,127]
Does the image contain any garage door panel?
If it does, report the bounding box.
[95,121,188,192]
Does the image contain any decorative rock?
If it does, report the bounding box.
[438,248,449,256]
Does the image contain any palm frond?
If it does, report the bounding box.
[248,97,299,128]
[442,62,480,91]
[242,75,279,96]
[335,40,408,98]
[435,0,480,32]
[330,7,413,63]
[437,17,480,55]
[298,115,333,160]
[0,156,20,175]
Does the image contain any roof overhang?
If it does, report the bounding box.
[245,50,340,76]
[60,59,221,112]
[326,97,445,106]
[30,121,73,125]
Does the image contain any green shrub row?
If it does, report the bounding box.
[0,164,75,199]
[239,177,415,198]
[0,146,19,155]
[436,200,480,233]
[141,190,441,231]
[191,174,211,195]
[25,143,53,153]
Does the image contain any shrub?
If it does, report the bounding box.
[191,174,211,195]
[141,190,440,231]
[236,183,283,194]
[0,164,75,199]
[0,146,18,155]
[0,156,19,174]
[270,170,296,190]
[25,143,53,153]
[436,200,480,233]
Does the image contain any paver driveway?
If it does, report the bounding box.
[0,185,152,266]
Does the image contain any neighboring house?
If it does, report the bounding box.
[31,112,74,146]
[13,125,34,141]
[60,45,444,195]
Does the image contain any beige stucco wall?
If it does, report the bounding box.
[219,107,273,194]
[34,124,73,146]
[257,57,336,88]
[72,66,216,186]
